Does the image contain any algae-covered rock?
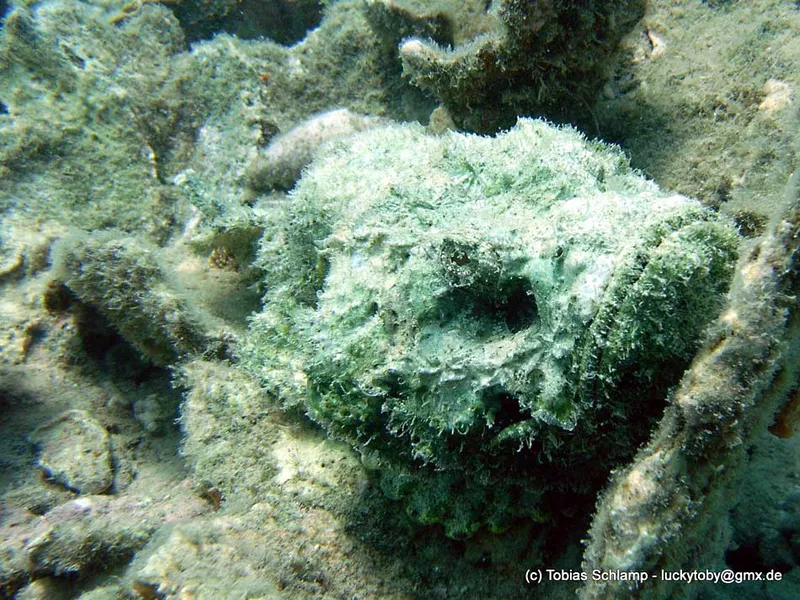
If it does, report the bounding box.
[396,0,646,132]
[580,165,800,600]
[30,410,113,495]
[52,231,214,366]
[0,3,191,240]
[242,118,739,538]
[247,108,387,192]
[24,496,152,579]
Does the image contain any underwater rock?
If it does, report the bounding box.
[397,0,646,132]
[179,359,367,513]
[13,577,71,600]
[127,519,286,599]
[247,108,386,192]
[580,171,800,598]
[52,231,214,366]
[242,118,740,538]
[29,410,113,495]
[0,3,190,239]
[24,495,164,582]
[364,0,454,49]
[168,0,323,45]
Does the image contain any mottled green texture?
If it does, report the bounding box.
[242,119,739,538]
[0,3,190,241]
[0,0,430,244]
[398,0,646,132]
